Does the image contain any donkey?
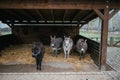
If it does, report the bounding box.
[75,39,88,60]
[32,41,45,70]
[50,35,63,57]
[63,36,73,59]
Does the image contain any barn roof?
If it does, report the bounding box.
[0,0,120,26]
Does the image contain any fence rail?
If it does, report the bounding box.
[89,37,120,47]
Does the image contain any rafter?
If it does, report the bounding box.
[2,9,23,20]
[23,10,36,20]
[70,10,80,21]
[93,9,104,20]
[14,10,31,20]
[0,11,11,20]
[51,9,55,21]
[35,10,45,21]
[79,11,94,21]
[109,9,119,19]
[62,10,67,21]
[72,10,82,21]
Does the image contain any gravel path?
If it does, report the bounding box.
[107,47,120,71]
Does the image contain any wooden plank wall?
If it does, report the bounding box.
[12,26,78,44]
[0,34,21,52]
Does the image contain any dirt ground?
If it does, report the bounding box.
[0,44,98,72]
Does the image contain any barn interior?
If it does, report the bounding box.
[0,0,120,72]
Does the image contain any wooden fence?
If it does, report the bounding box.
[90,37,120,47]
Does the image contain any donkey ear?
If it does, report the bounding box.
[54,35,56,38]
[50,35,52,39]
[85,39,87,42]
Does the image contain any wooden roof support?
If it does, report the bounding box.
[80,11,95,22]
[93,9,104,20]
[51,9,55,21]
[0,1,119,10]
[15,10,31,20]
[94,7,120,70]
[35,10,46,21]
[94,8,109,70]
[72,10,82,21]
[2,10,23,20]
[100,8,109,70]
[0,1,107,9]
[10,10,29,20]
[109,9,119,19]
[79,11,92,20]
[23,10,36,20]
[71,10,80,21]
[62,10,67,21]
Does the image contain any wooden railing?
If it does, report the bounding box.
[89,37,120,47]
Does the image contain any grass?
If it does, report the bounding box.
[80,31,100,38]
[80,31,120,43]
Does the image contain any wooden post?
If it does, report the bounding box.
[94,8,119,70]
[94,8,109,70]
[110,37,114,46]
[11,21,15,34]
[76,22,80,35]
[100,8,109,70]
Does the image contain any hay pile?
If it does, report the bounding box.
[0,44,94,71]
[0,44,35,64]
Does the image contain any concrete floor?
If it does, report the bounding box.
[0,62,99,73]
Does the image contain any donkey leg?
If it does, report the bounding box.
[65,51,67,59]
[64,52,66,59]
[67,50,70,58]
[83,53,85,59]
[79,53,81,60]
[63,49,66,59]
[52,51,54,56]
[55,50,58,57]
[36,58,39,70]
[39,59,42,70]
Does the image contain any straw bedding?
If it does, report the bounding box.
[0,44,94,71]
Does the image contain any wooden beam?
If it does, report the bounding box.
[2,10,23,20]
[0,1,107,9]
[23,10,36,20]
[0,11,10,20]
[80,11,95,21]
[93,9,104,20]
[109,2,120,9]
[62,10,67,21]
[51,9,55,21]
[35,10,45,20]
[85,15,97,24]
[100,8,109,70]
[109,9,119,19]
[2,20,78,24]
[70,10,80,21]
[72,10,82,20]
[94,8,119,70]
[14,10,31,20]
